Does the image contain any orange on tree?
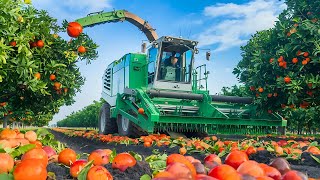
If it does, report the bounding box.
[67,22,83,38]
[292,57,298,64]
[78,45,86,53]
[36,40,44,48]
[34,72,41,80]
[10,41,16,47]
[0,0,98,128]
[284,76,291,83]
[49,74,56,81]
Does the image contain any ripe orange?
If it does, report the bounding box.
[237,160,264,177]
[0,129,17,139]
[30,140,42,148]
[305,57,310,62]
[24,130,37,142]
[36,40,44,48]
[29,41,37,48]
[166,162,193,179]
[144,141,152,147]
[259,163,281,180]
[78,45,86,53]
[224,150,249,169]
[87,165,113,180]
[21,148,48,166]
[88,151,108,166]
[138,108,144,114]
[67,22,83,38]
[13,159,47,180]
[49,74,56,81]
[246,146,257,156]
[10,41,16,47]
[302,60,308,65]
[179,147,187,155]
[63,88,68,93]
[208,164,241,180]
[58,148,77,166]
[284,76,291,83]
[70,160,87,178]
[54,82,62,89]
[166,154,196,179]
[34,72,41,80]
[258,87,264,93]
[112,153,136,172]
[292,58,298,64]
[0,153,14,173]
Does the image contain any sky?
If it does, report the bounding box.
[31,0,287,125]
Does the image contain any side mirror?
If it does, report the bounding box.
[206,51,211,61]
[141,42,146,53]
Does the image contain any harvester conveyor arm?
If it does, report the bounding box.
[75,10,158,42]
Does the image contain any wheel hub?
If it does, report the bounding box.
[121,116,129,132]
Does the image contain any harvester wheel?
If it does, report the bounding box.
[117,113,147,138]
[98,103,118,134]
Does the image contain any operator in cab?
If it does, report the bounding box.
[162,51,181,81]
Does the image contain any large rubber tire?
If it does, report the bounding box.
[117,113,147,138]
[98,103,118,135]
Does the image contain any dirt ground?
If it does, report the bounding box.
[49,130,320,179]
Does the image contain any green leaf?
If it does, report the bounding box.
[309,142,318,147]
[77,160,94,180]
[129,151,142,161]
[108,148,117,163]
[0,173,14,180]
[10,144,36,158]
[310,154,320,164]
[140,174,152,180]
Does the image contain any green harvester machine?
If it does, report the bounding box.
[75,10,287,137]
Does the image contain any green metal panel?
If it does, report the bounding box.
[129,54,147,89]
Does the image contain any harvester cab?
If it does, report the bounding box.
[75,10,287,137]
[147,36,197,92]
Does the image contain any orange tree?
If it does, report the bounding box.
[57,100,104,128]
[232,0,320,134]
[0,0,98,127]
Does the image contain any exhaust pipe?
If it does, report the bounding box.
[147,90,253,104]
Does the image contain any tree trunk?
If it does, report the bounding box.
[3,116,9,128]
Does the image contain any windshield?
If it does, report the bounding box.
[157,43,193,83]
